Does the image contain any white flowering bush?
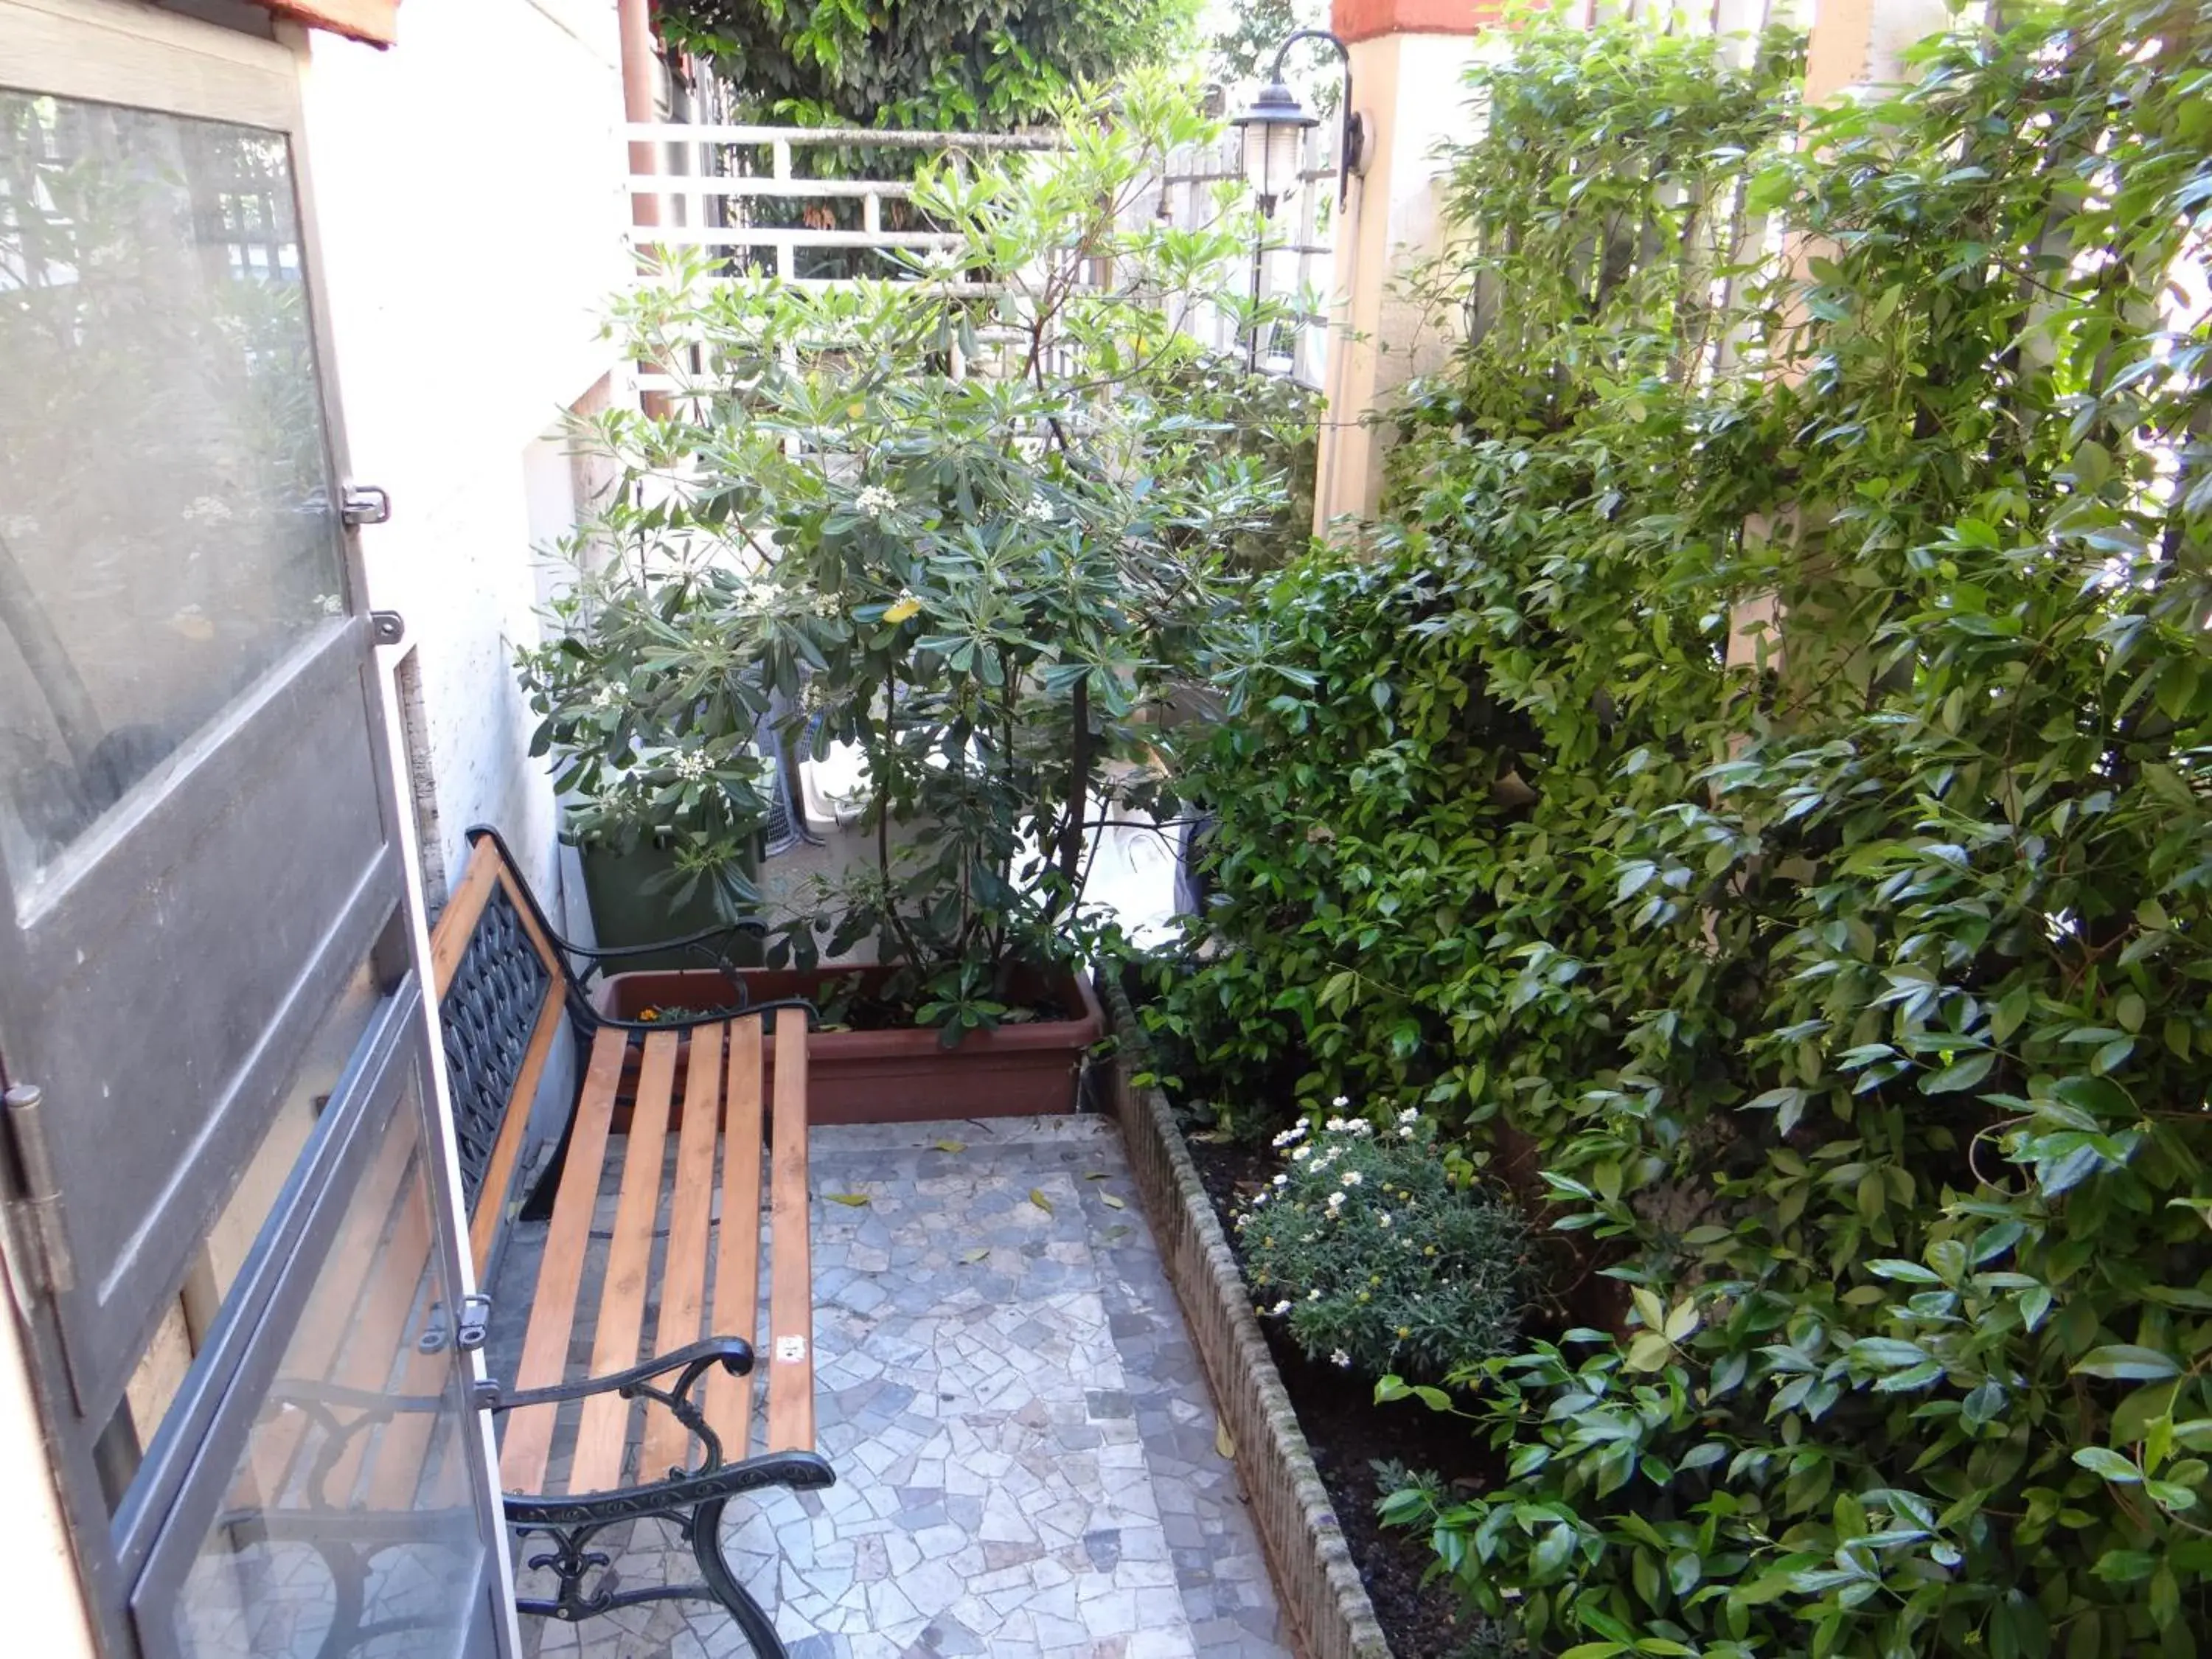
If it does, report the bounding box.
[1239,1108,1537,1384]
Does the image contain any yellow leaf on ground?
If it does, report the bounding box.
[1102,1192,1126,1210]
[827,1193,870,1207]
[1029,1189,1054,1214]
[961,1247,990,1264]
[1215,1421,1236,1460]
[933,1139,967,1154]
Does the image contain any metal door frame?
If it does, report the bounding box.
[127,983,500,1659]
[0,4,511,1653]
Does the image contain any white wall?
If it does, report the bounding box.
[300,0,633,911]
[0,1282,98,1659]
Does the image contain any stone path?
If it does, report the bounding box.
[493,1115,1297,1659]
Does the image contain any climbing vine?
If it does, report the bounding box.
[1154,2,2212,1653]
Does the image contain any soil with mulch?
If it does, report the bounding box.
[1186,1136,1498,1659]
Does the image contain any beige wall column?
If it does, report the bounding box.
[1311,0,1495,535]
[1726,0,1953,676]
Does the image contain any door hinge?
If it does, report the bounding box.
[2,1087,74,1296]
[369,610,406,646]
[341,484,392,527]
[456,1291,493,1352]
[419,1292,493,1355]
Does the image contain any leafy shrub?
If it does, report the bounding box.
[654,0,1196,131]
[539,73,1301,1031]
[1238,1112,1537,1382]
[1157,3,2212,1654]
[516,546,780,912]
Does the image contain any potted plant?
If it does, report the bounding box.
[540,72,1304,1116]
[516,543,778,968]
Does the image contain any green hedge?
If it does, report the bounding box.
[1154,3,2212,1653]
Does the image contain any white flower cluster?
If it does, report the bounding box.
[1022,495,1055,524]
[855,484,899,518]
[592,683,624,709]
[671,750,710,782]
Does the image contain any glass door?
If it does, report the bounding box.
[131,991,501,1659]
[0,5,507,1655]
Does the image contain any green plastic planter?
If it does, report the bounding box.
[573,835,762,974]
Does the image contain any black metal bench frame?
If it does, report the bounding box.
[435,824,832,1656]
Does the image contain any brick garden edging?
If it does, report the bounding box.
[1099,978,1395,1659]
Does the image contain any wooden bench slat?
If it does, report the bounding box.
[765,1014,814,1453]
[366,1326,459,1511]
[705,1017,766,1459]
[499,1024,627,1495]
[640,1022,724,1481]
[428,848,505,1001]
[240,1113,420,1506]
[467,977,566,1281]
[319,1172,437,1502]
[571,1029,680,1494]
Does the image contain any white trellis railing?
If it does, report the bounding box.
[622,122,1060,281]
[1127,127,1338,391]
[620,120,1337,391]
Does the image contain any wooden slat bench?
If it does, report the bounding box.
[429,824,833,1654]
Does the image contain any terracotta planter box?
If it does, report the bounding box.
[594,964,1105,1125]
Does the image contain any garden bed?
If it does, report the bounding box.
[1183,1135,1497,1659]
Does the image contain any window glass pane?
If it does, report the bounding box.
[102,927,393,1508]
[167,1072,487,1659]
[0,91,347,900]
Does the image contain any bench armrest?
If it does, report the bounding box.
[503,1448,836,1526]
[486,1335,752,1415]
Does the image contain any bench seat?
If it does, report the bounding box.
[495,1015,816,1498]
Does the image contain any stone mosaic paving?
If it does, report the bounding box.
[489,1115,1297,1659]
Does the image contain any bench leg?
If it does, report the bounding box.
[511,1503,788,1657]
[692,1495,790,1659]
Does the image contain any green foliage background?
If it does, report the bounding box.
[652,0,1197,128]
[1150,2,2212,1653]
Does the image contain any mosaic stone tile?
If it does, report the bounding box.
[492,1115,1295,1659]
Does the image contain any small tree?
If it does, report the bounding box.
[535,72,1302,1033]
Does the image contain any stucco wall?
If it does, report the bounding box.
[301,0,633,913]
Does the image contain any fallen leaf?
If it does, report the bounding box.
[1029,1188,1054,1214]
[1084,1171,1110,1180]
[827,1193,870,1207]
[933,1138,967,1154]
[961,1246,991,1264]
[1189,1130,1231,1144]
[1102,1225,1131,1243]
[1101,1192,1126,1210]
[1215,1422,1236,1460]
